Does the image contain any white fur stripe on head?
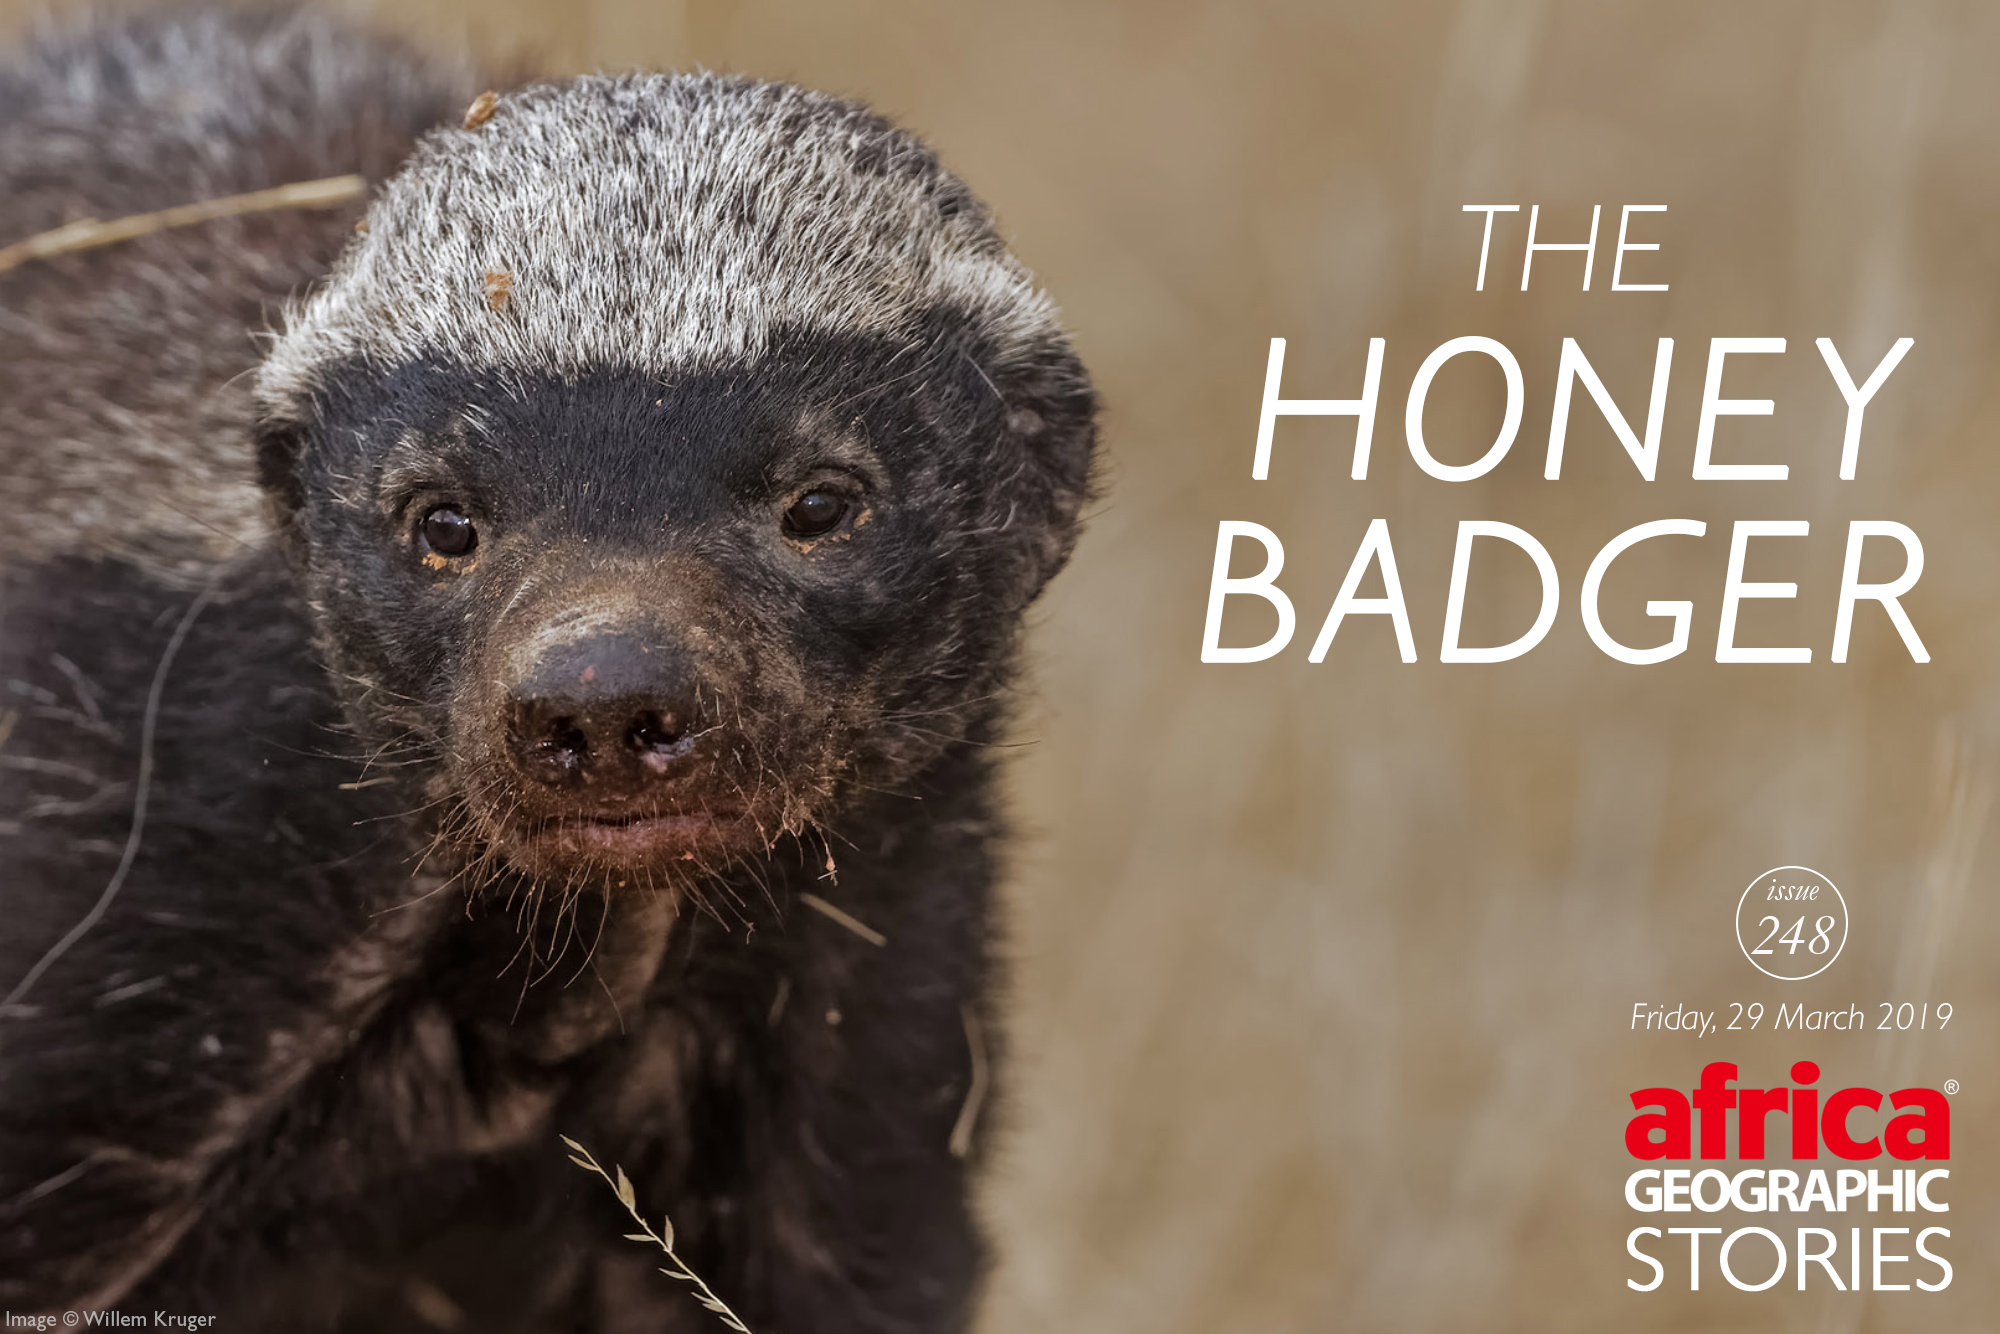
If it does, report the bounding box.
[257,72,1062,417]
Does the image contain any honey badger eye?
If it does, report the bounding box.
[419,505,478,557]
[783,490,850,538]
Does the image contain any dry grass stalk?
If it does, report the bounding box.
[561,1135,755,1334]
[797,891,887,946]
[948,1004,989,1159]
[0,174,367,275]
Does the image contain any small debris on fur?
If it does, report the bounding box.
[484,269,513,312]
[798,892,885,947]
[767,976,791,1027]
[404,1274,466,1330]
[462,90,500,130]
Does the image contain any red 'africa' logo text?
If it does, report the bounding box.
[1627,1061,1948,1161]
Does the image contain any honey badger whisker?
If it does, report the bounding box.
[351,792,460,826]
[534,882,591,987]
[557,888,618,989]
[880,691,1004,721]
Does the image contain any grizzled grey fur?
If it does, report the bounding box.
[0,4,470,587]
[258,73,1065,417]
[0,7,1094,1333]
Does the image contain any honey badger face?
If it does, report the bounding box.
[254,74,1093,882]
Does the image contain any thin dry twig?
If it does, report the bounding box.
[3,580,219,1009]
[0,174,367,275]
[561,1135,754,1334]
[949,1004,989,1159]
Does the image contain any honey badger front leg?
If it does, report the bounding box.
[0,559,460,1309]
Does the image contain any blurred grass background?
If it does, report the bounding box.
[5,2,1999,1330]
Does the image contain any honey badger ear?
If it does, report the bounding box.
[254,415,310,518]
[992,335,1098,602]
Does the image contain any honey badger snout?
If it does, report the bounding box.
[503,631,703,791]
[469,585,763,870]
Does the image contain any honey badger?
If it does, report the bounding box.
[0,7,1094,1330]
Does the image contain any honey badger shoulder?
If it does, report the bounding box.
[0,0,468,1298]
[2,21,1094,1334]
[0,5,470,584]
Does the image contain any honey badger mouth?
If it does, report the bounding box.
[455,730,800,884]
[512,809,755,874]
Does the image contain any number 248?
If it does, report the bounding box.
[1752,915,1837,956]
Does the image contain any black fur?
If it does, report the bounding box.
[0,8,1093,1332]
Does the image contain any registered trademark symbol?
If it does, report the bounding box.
[1945,1080,1960,1095]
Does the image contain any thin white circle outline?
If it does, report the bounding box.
[1736,866,1848,981]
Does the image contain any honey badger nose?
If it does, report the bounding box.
[504,634,700,788]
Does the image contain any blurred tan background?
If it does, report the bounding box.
[7,2,2000,1330]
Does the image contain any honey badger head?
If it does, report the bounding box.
[254,74,1094,884]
